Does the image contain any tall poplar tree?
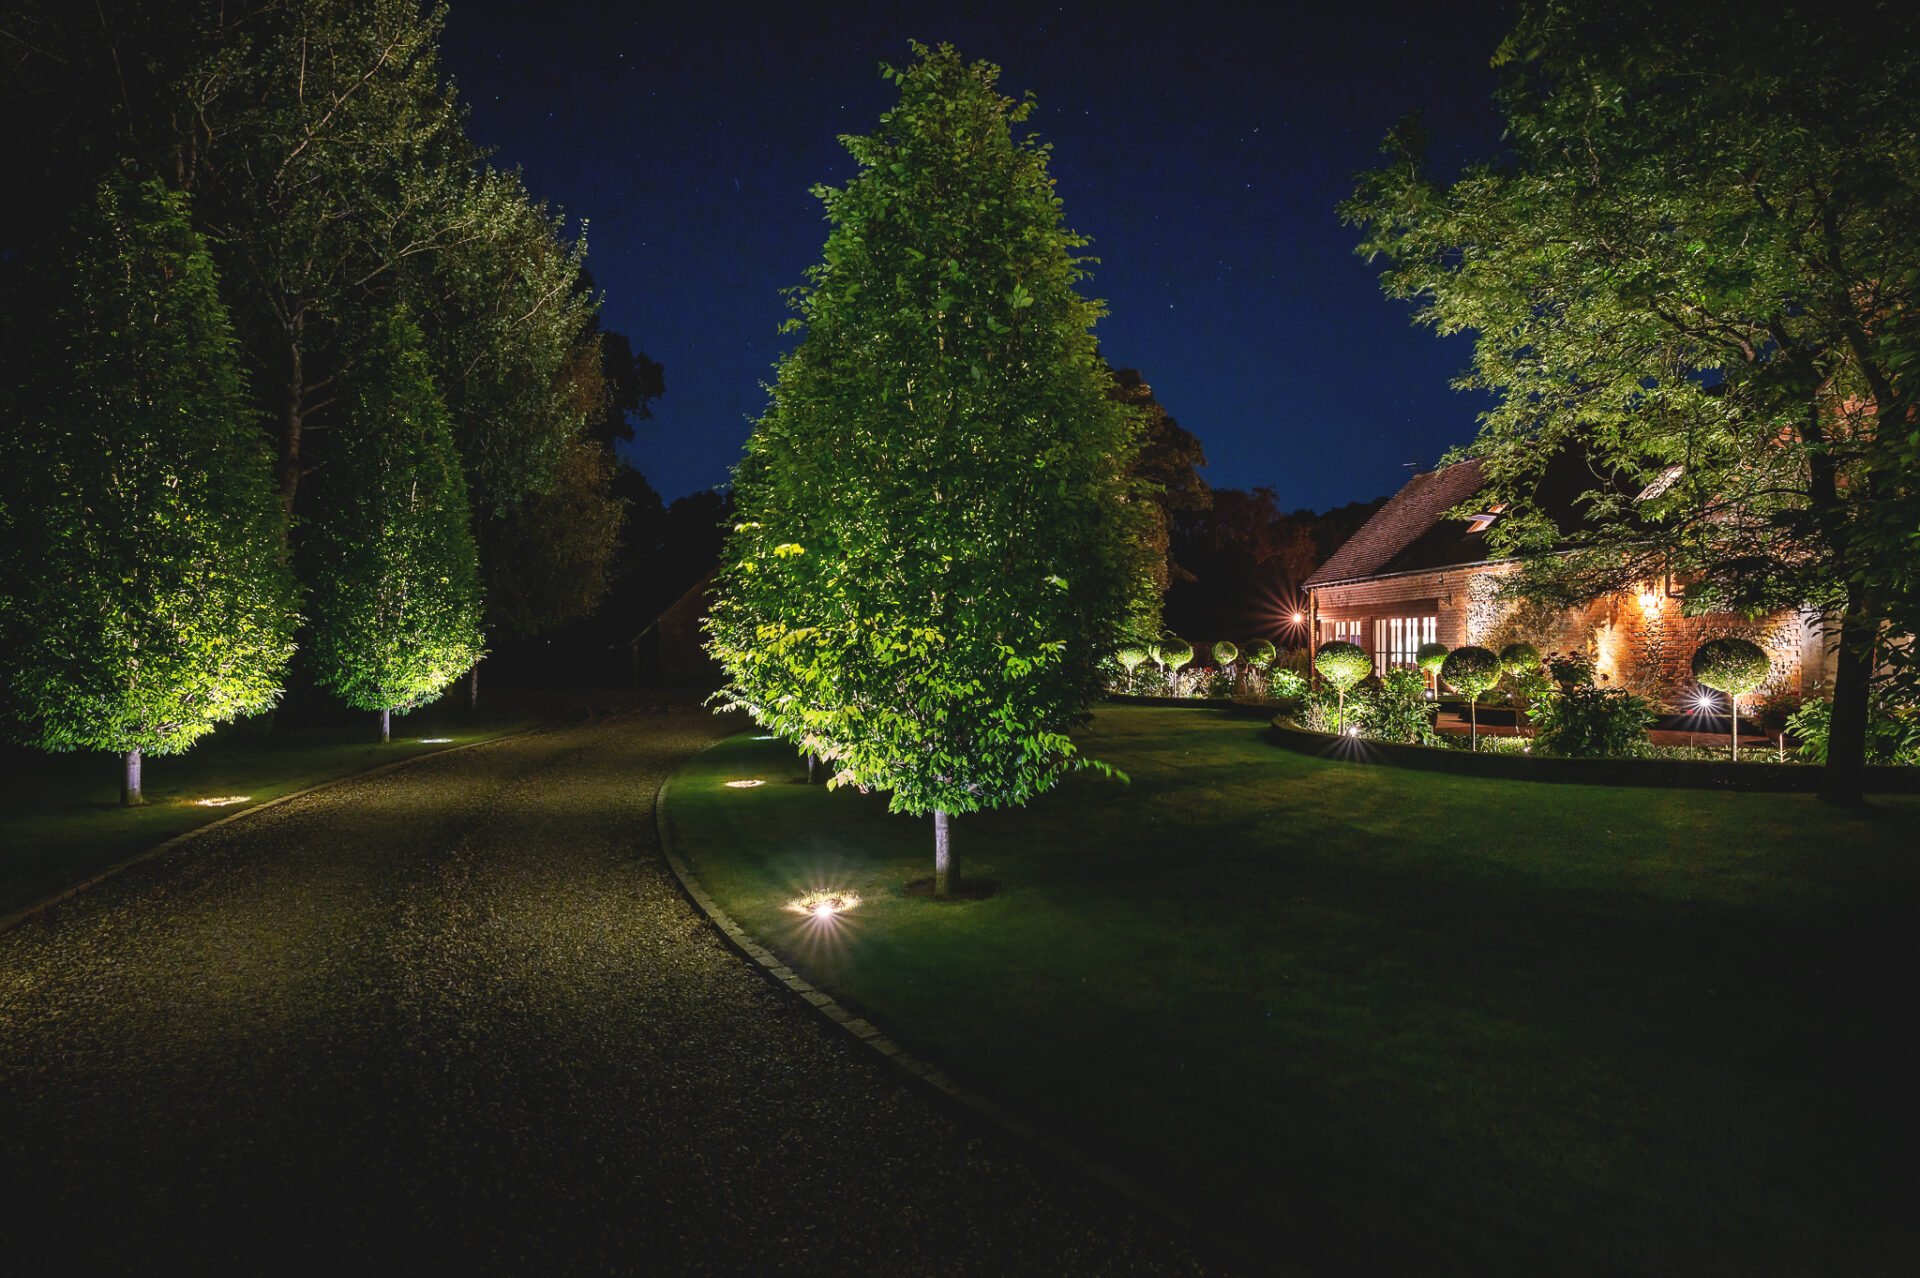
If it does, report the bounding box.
[707,44,1152,894]
[0,173,296,803]
[306,311,483,741]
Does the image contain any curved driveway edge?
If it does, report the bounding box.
[0,727,536,936]
[654,746,1277,1276]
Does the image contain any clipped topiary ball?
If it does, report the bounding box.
[1691,637,1771,695]
[1116,644,1150,673]
[1499,641,1542,674]
[1416,641,1450,674]
[1159,637,1194,671]
[1213,640,1239,666]
[1146,641,1164,666]
[1245,638,1277,669]
[1314,640,1371,690]
[1441,645,1501,696]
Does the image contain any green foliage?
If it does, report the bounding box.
[0,174,296,756]
[307,312,485,714]
[1268,668,1308,706]
[1785,695,1920,767]
[1369,668,1440,746]
[706,44,1150,820]
[1545,651,1596,689]
[1314,640,1371,691]
[1440,646,1500,699]
[1245,638,1277,669]
[1416,642,1450,675]
[1498,642,1542,675]
[1533,685,1658,758]
[1116,645,1150,673]
[1302,683,1367,735]
[1159,637,1195,672]
[1212,640,1239,667]
[1690,638,1771,697]
[1344,0,1920,776]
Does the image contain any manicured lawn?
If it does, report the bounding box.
[666,706,1917,1276]
[0,711,527,918]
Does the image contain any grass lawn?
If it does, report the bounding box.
[666,706,1917,1276]
[0,709,526,918]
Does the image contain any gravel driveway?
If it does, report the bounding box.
[0,710,1206,1274]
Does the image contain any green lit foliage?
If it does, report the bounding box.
[1499,642,1541,675]
[1692,636,1773,760]
[1116,643,1150,693]
[706,44,1151,889]
[1213,640,1239,667]
[1370,667,1439,746]
[1344,0,1920,796]
[1546,651,1596,690]
[1159,637,1195,673]
[1533,686,1657,759]
[1785,694,1920,767]
[0,174,296,782]
[1268,668,1308,707]
[1442,646,1501,750]
[1416,642,1450,677]
[307,312,484,722]
[1313,641,1371,690]
[1691,639,1771,698]
[1245,638,1277,670]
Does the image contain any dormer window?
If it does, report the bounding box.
[1465,503,1506,533]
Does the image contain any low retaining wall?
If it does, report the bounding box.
[1265,719,1920,794]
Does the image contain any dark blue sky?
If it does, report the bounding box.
[439,1,1512,511]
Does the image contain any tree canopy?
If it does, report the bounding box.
[0,173,295,787]
[707,43,1152,890]
[1344,0,1920,798]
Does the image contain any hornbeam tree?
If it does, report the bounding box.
[306,311,484,741]
[707,43,1153,895]
[1344,0,1920,803]
[0,174,296,803]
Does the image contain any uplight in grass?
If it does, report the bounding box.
[419,737,454,744]
[191,795,252,808]
[725,779,765,789]
[751,734,777,740]
[788,890,861,919]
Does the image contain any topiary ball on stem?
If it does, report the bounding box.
[1499,642,1542,674]
[1159,636,1194,676]
[1245,638,1277,670]
[1691,637,1771,761]
[1441,645,1501,751]
[1314,640,1371,733]
[1212,639,1239,667]
[1416,641,1450,675]
[1116,644,1150,693]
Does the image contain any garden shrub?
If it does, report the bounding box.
[1245,638,1277,669]
[1116,644,1150,692]
[1213,640,1239,668]
[1691,638,1771,697]
[1442,645,1503,750]
[1314,641,1371,689]
[1545,650,1596,689]
[1302,682,1368,735]
[1160,636,1195,673]
[1532,684,1656,758]
[1416,641,1450,678]
[1367,667,1438,745]
[1268,668,1308,708]
[1499,642,1542,674]
[1785,694,1920,766]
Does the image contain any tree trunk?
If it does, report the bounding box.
[934,809,956,896]
[121,748,144,806]
[1470,699,1478,751]
[279,319,305,515]
[380,708,391,744]
[1730,696,1741,763]
[1820,604,1874,805]
[807,753,821,785]
[469,660,480,711]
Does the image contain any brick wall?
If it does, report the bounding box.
[1311,561,1832,706]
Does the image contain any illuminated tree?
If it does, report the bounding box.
[0,174,296,803]
[1417,641,1450,697]
[306,312,484,741]
[1442,646,1501,750]
[707,44,1152,895]
[1159,637,1195,679]
[1116,644,1151,693]
[1245,638,1277,670]
[1346,0,1920,801]
[1692,637,1772,761]
[1314,640,1371,731]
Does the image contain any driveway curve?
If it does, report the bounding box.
[0,710,1204,1274]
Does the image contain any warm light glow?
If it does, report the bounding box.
[1290,611,1305,625]
[725,779,764,789]
[1637,587,1661,614]
[1692,691,1720,713]
[1344,726,1361,737]
[788,889,861,918]
[191,795,251,808]
[418,737,453,744]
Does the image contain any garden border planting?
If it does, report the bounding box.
[1265,717,1920,792]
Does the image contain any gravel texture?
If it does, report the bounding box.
[0,710,1209,1274]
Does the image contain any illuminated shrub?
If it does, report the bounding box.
[1313,641,1371,690]
[1545,650,1596,689]
[1416,642,1450,677]
[1268,668,1307,706]
[1159,637,1195,673]
[1441,645,1501,750]
[1213,639,1239,667]
[1245,638,1277,669]
[1499,642,1542,674]
[1117,645,1150,674]
[1369,667,1438,745]
[1691,638,1770,697]
[1533,686,1656,758]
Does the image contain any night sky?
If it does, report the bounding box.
[439,1,1513,511]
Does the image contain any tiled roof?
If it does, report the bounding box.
[1303,458,1490,588]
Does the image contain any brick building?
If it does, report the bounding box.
[1301,454,1833,707]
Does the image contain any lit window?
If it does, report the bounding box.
[1373,615,1438,674]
